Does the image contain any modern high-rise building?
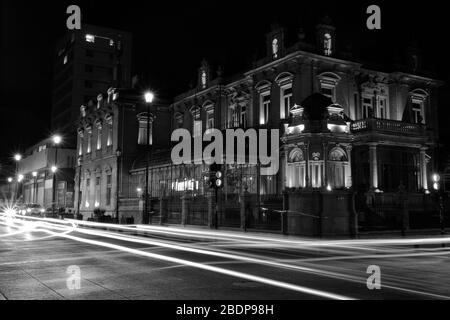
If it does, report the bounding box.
[51,24,132,141]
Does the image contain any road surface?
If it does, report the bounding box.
[0,215,449,300]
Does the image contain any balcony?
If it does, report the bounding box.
[351,118,424,136]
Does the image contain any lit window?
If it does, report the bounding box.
[281,86,292,119]
[241,106,247,128]
[328,148,348,189]
[201,71,207,89]
[96,127,102,150]
[272,38,279,59]
[85,34,95,43]
[78,139,83,156]
[138,119,153,145]
[106,123,113,147]
[192,109,202,138]
[193,121,202,138]
[206,109,214,130]
[324,33,332,56]
[412,98,425,124]
[260,93,271,125]
[63,55,68,65]
[362,97,373,119]
[229,105,239,128]
[86,129,92,154]
[287,149,306,188]
[377,97,387,119]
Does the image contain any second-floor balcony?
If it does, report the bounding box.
[351,118,425,136]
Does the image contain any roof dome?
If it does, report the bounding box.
[301,93,333,121]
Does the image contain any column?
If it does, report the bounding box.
[323,142,328,188]
[305,143,310,188]
[420,147,428,192]
[346,145,353,188]
[369,143,379,192]
[279,149,287,192]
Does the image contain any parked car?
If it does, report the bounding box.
[25,204,45,216]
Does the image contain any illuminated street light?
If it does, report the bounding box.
[14,154,22,162]
[52,135,62,145]
[51,134,62,217]
[144,91,154,104]
[7,177,13,183]
[433,174,441,183]
[18,174,24,182]
[432,173,441,191]
[32,171,38,177]
[143,91,155,224]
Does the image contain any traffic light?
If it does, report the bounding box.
[209,164,223,189]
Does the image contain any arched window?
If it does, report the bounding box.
[137,113,154,145]
[329,148,347,161]
[328,147,349,189]
[289,149,304,163]
[287,148,306,188]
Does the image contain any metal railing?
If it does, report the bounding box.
[351,118,424,135]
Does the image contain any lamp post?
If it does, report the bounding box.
[144,91,154,224]
[432,173,445,236]
[13,154,21,202]
[7,177,13,198]
[77,157,82,218]
[32,171,38,204]
[51,135,62,216]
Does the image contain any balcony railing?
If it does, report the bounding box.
[351,118,424,136]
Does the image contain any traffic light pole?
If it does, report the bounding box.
[215,187,218,229]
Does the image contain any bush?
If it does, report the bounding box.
[93,208,106,217]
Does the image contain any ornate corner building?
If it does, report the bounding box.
[75,18,443,236]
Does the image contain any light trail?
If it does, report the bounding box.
[7,213,450,251]
[0,220,353,300]
[2,216,449,299]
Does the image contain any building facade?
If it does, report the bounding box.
[16,139,77,210]
[74,88,171,222]
[52,24,132,139]
[77,19,444,235]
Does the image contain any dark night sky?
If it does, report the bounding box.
[1,0,449,168]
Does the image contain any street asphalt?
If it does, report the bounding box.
[0,218,449,300]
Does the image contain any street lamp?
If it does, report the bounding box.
[13,153,22,202]
[52,135,62,145]
[7,177,13,197]
[51,135,62,217]
[432,173,446,236]
[143,91,154,224]
[32,171,38,204]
